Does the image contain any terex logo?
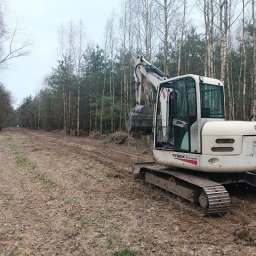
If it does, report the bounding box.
[172,154,198,165]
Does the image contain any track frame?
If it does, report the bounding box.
[132,162,256,215]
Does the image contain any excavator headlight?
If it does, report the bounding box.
[208,158,221,166]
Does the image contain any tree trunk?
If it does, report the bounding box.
[252,0,256,119]
[220,0,228,83]
[163,0,169,76]
[177,0,186,76]
[203,0,214,77]
[242,0,247,120]
[63,84,67,133]
[100,71,106,134]
[76,80,80,136]
[68,84,71,134]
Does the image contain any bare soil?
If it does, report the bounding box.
[1,128,256,255]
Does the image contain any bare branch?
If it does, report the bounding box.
[0,40,31,64]
[0,22,31,66]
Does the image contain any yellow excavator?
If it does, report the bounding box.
[127,56,256,215]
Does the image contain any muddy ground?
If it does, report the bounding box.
[0,128,256,256]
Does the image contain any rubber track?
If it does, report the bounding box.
[135,163,230,215]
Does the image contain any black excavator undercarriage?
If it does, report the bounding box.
[133,162,256,216]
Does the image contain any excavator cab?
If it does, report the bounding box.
[155,76,225,154]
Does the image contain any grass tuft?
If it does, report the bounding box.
[3,193,13,210]
[114,248,134,256]
[73,213,90,228]
[5,132,56,192]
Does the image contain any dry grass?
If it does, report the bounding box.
[0,129,256,255]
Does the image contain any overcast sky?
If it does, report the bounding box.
[1,0,121,108]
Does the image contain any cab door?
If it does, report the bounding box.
[155,77,197,152]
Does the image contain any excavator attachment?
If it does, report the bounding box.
[126,105,153,134]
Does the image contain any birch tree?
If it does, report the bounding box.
[104,15,116,132]
[154,0,180,76]
[57,22,86,134]
[177,0,187,76]
[252,0,256,119]
[73,21,86,136]
[118,0,137,127]
[242,0,247,120]
[219,0,228,83]
[199,0,216,77]
[137,0,157,60]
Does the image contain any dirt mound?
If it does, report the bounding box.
[109,131,129,144]
[89,131,133,145]
[88,131,106,140]
[106,131,138,146]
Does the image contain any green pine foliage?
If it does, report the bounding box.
[15,10,256,134]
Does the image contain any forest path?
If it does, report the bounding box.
[0,128,256,255]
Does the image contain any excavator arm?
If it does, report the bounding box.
[126,56,168,134]
[133,56,167,105]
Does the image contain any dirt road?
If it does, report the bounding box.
[0,129,256,255]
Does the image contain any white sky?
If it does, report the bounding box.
[0,0,121,108]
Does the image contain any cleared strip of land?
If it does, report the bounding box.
[0,129,256,256]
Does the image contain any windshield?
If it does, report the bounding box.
[200,83,224,118]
